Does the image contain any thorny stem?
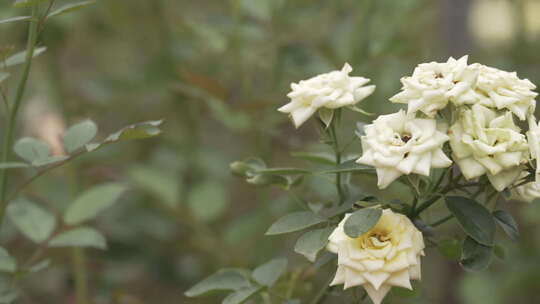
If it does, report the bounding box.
[0,5,40,228]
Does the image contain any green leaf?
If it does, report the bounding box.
[13,0,47,8]
[7,198,56,243]
[318,108,334,128]
[255,168,310,175]
[185,269,251,297]
[265,211,325,235]
[321,159,372,174]
[87,120,163,151]
[49,227,107,249]
[437,239,462,261]
[222,286,262,304]
[343,208,382,238]
[13,137,50,163]
[4,47,46,67]
[445,196,496,246]
[0,16,32,24]
[64,183,126,225]
[348,105,374,116]
[128,165,180,207]
[48,0,96,18]
[31,155,69,167]
[493,210,519,241]
[0,72,9,84]
[0,162,30,169]
[187,181,228,222]
[460,237,493,272]
[252,258,287,287]
[246,174,290,188]
[294,226,335,262]
[63,120,98,153]
[0,247,16,273]
[494,244,506,260]
[290,151,336,165]
[28,259,50,273]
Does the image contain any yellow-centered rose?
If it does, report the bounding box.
[327,209,425,304]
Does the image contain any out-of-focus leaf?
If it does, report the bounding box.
[321,160,372,174]
[13,0,47,8]
[0,247,16,273]
[0,72,9,84]
[493,210,519,241]
[0,291,17,304]
[294,226,334,262]
[344,208,382,238]
[64,183,126,225]
[0,16,31,24]
[460,237,493,272]
[47,0,96,18]
[265,211,325,235]
[31,155,69,167]
[0,162,30,169]
[13,137,49,163]
[4,47,46,67]
[63,120,97,153]
[87,120,163,151]
[187,181,228,222]
[239,0,273,20]
[494,244,506,260]
[255,168,310,175]
[128,165,180,207]
[446,196,496,246]
[7,198,56,243]
[222,286,262,304]
[28,259,50,273]
[185,269,251,297]
[246,174,290,188]
[49,227,107,249]
[437,239,462,261]
[290,151,336,165]
[252,258,287,287]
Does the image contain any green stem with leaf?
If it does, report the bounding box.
[0,5,40,227]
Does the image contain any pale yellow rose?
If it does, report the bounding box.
[278,63,375,128]
[327,209,425,304]
[449,104,529,191]
[357,110,452,189]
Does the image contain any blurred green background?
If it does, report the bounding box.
[1,0,540,303]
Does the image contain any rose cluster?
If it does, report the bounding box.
[277,57,539,304]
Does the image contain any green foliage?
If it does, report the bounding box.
[187,181,228,222]
[265,211,326,235]
[493,210,519,241]
[7,198,56,243]
[460,237,493,272]
[294,226,334,262]
[290,151,336,165]
[128,165,180,207]
[222,286,263,304]
[185,269,251,297]
[445,196,496,246]
[13,137,50,163]
[63,120,98,153]
[12,0,47,8]
[0,247,17,273]
[318,108,334,128]
[437,239,462,261]
[0,72,9,83]
[47,0,96,18]
[0,16,31,25]
[252,258,287,287]
[343,208,382,238]
[49,227,107,249]
[63,182,126,225]
[2,47,46,67]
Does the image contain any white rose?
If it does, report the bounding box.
[356,110,452,189]
[527,115,540,182]
[390,55,478,117]
[465,63,537,120]
[278,63,375,128]
[327,209,425,304]
[449,104,529,191]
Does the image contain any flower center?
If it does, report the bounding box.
[357,229,392,249]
